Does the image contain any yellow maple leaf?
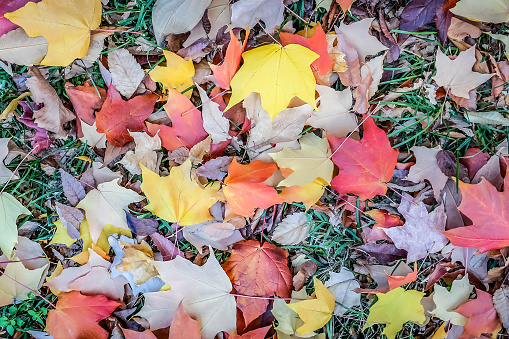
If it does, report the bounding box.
[149,50,195,98]
[270,133,333,187]
[140,159,219,225]
[363,287,426,339]
[5,0,102,66]
[287,277,335,335]
[225,44,319,119]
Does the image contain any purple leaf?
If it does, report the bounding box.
[125,211,159,236]
[151,232,184,260]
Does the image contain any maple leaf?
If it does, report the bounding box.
[450,0,509,23]
[65,82,106,126]
[0,259,48,307]
[95,84,158,147]
[307,85,357,138]
[386,264,418,291]
[76,179,144,242]
[0,192,30,258]
[5,0,102,66]
[430,274,473,325]
[335,18,388,62]
[222,240,293,324]
[270,133,334,187]
[456,289,502,338]
[223,159,282,217]
[0,0,41,36]
[210,27,248,89]
[45,291,120,339]
[280,23,333,76]
[324,268,361,316]
[364,209,404,228]
[169,302,201,339]
[226,44,319,119]
[443,174,509,252]
[149,50,195,95]
[432,46,494,99]
[383,200,448,262]
[231,0,284,31]
[153,251,236,339]
[364,287,426,339]
[279,176,327,211]
[287,277,335,335]
[140,159,219,225]
[405,146,449,199]
[119,132,161,175]
[328,116,398,200]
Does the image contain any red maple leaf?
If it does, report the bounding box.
[328,116,398,200]
[456,289,502,338]
[96,85,157,146]
[169,302,201,339]
[146,88,207,151]
[65,82,106,126]
[280,22,333,76]
[45,291,120,339]
[223,240,292,325]
[223,159,282,217]
[443,174,509,252]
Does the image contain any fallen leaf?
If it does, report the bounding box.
[45,291,120,339]
[210,27,247,89]
[293,259,318,291]
[0,138,16,185]
[328,116,398,200]
[0,0,41,36]
[223,159,282,217]
[119,132,161,175]
[184,0,231,48]
[383,199,448,262]
[450,0,509,23]
[122,328,157,339]
[169,302,201,339]
[406,146,449,199]
[430,274,473,325]
[231,0,284,31]
[364,209,404,228]
[335,18,388,62]
[136,290,182,330]
[0,259,47,307]
[65,82,106,126]
[0,192,30,258]
[399,0,438,37]
[153,250,236,339]
[432,46,493,99]
[226,44,319,119]
[279,177,327,210]
[140,159,219,225]
[55,202,82,239]
[280,23,333,76]
[272,212,309,245]
[76,178,144,242]
[307,85,357,138]
[197,85,231,143]
[59,168,86,206]
[107,48,146,98]
[466,111,509,126]
[149,50,195,95]
[152,0,212,44]
[386,264,418,290]
[270,133,333,187]
[80,121,107,148]
[26,67,75,137]
[151,232,184,260]
[363,287,426,339]
[95,84,158,146]
[183,220,244,253]
[324,268,361,316]
[5,0,102,66]
[0,28,47,65]
[196,156,233,180]
[442,174,509,252]
[223,240,292,324]
[493,286,509,330]
[287,277,335,335]
[456,289,502,338]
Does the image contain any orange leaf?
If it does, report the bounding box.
[223,159,282,217]
[169,302,201,339]
[386,264,418,291]
[336,0,355,13]
[96,85,157,146]
[456,289,502,339]
[210,28,249,89]
[65,82,106,126]
[365,209,404,228]
[223,240,292,324]
[328,116,398,200]
[442,174,509,252]
[146,88,208,151]
[45,291,120,339]
[280,23,333,76]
